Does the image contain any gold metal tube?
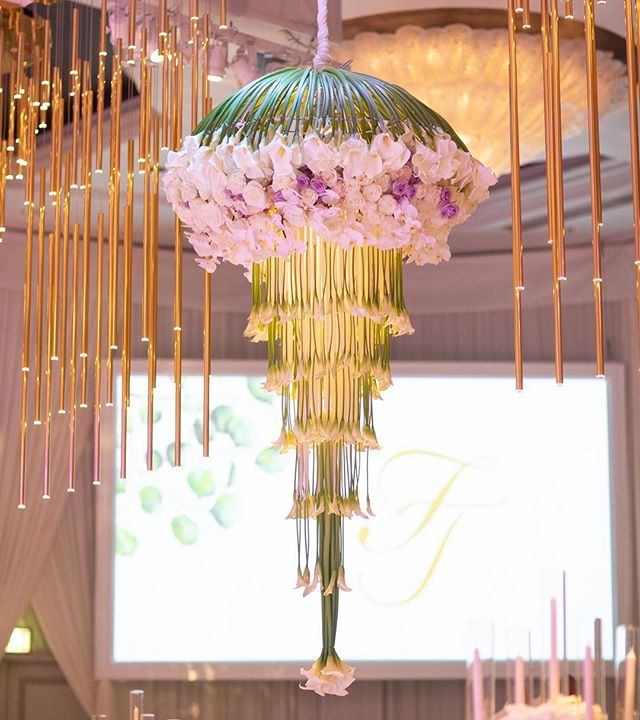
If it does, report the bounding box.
[142,158,150,342]
[202,15,210,116]
[71,77,80,189]
[128,0,137,64]
[173,50,183,150]
[107,42,122,406]
[161,31,170,149]
[22,160,35,373]
[191,0,199,130]
[551,0,566,281]
[18,371,28,508]
[159,0,167,40]
[508,0,524,389]
[68,223,80,492]
[624,0,640,263]
[121,203,133,479]
[220,0,228,29]
[99,0,108,56]
[70,7,79,77]
[93,216,105,485]
[203,272,211,456]
[564,0,574,19]
[584,0,605,377]
[79,180,91,407]
[152,117,160,389]
[541,0,564,384]
[81,80,93,188]
[34,166,46,424]
[174,215,183,467]
[43,232,55,500]
[58,154,71,413]
[151,192,158,391]
[138,26,148,169]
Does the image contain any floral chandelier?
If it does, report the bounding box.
[335,21,627,176]
[163,0,495,694]
[10,0,640,704]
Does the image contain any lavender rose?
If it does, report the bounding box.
[296,174,311,190]
[438,187,452,206]
[440,202,459,220]
[310,177,328,194]
[392,179,412,199]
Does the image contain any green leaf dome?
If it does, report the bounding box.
[194,65,468,150]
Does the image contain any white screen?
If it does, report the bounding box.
[108,365,616,669]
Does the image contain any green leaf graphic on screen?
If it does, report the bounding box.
[166,441,189,467]
[187,468,215,497]
[138,405,162,424]
[226,417,255,447]
[211,494,242,528]
[171,516,199,545]
[140,486,162,513]
[228,462,237,487]
[255,447,288,473]
[247,377,273,404]
[193,417,216,445]
[212,405,233,431]
[115,528,138,556]
[145,449,163,470]
[116,477,127,494]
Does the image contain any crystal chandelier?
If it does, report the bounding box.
[335,21,627,175]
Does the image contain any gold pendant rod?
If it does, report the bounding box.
[584,0,605,378]
[43,232,55,500]
[541,0,563,384]
[33,165,46,424]
[79,175,92,408]
[507,0,524,391]
[58,154,71,413]
[550,0,566,282]
[94,212,105,486]
[121,202,132,480]
[127,0,137,65]
[68,223,80,493]
[623,0,640,371]
[202,14,210,117]
[18,125,36,508]
[190,0,199,131]
[203,272,211,456]
[174,216,182,467]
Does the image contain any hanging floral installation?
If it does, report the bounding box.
[163,2,496,691]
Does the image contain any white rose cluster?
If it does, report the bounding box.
[162,129,497,272]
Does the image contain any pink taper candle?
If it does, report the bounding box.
[624,649,637,720]
[584,645,594,720]
[472,649,484,720]
[515,655,526,705]
[549,597,560,699]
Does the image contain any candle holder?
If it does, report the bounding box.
[506,628,530,706]
[615,625,639,720]
[129,689,144,720]
[466,621,495,720]
[578,618,608,719]
[540,570,569,701]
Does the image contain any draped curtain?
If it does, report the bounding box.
[1,230,639,718]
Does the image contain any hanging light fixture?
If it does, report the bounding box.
[163,0,496,695]
[335,16,626,176]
